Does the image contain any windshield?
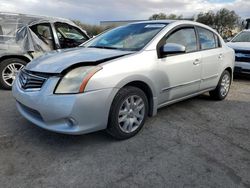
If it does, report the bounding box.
[232,31,250,42]
[84,23,167,51]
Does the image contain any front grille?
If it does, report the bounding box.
[235,49,250,63]
[19,70,48,90]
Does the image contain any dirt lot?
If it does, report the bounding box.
[0,78,250,188]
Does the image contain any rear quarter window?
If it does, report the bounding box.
[197,27,217,50]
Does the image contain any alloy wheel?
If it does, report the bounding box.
[220,74,230,97]
[2,63,24,86]
[118,95,145,133]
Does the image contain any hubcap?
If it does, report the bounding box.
[220,74,230,97]
[118,95,145,133]
[2,63,24,86]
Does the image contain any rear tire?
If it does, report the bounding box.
[107,86,149,140]
[0,58,27,90]
[209,70,231,100]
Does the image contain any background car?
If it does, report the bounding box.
[227,30,250,75]
[12,20,234,139]
[242,18,250,30]
[0,12,90,89]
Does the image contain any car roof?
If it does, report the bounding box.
[129,20,176,25]
[129,20,220,35]
[130,19,203,24]
[0,12,76,26]
[129,20,212,29]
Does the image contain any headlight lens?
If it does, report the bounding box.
[55,66,102,94]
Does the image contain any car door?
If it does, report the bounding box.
[196,27,222,90]
[157,26,202,104]
[53,22,89,49]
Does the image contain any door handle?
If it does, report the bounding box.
[218,54,223,59]
[193,59,200,65]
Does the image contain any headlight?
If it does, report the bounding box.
[55,66,102,94]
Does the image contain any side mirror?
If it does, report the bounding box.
[160,43,186,57]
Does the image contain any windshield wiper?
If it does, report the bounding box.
[88,46,120,50]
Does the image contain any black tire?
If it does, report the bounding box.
[209,70,231,100]
[107,86,149,140]
[0,58,27,90]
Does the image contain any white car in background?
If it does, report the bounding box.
[227,30,250,74]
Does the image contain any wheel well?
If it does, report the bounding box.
[124,81,154,117]
[225,67,232,77]
[0,55,31,64]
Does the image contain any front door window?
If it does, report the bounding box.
[54,22,89,48]
[165,28,198,53]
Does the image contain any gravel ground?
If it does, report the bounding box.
[0,78,250,188]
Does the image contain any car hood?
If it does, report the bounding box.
[227,42,250,51]
[26,47,133,73]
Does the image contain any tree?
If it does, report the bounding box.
[214,8,240,35]
[196,11,215,27]
[149,13,183,20]
[167,14,183,20]
[149,13,167,20]
[196,8,240,38]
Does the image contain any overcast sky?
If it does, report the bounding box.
[0,0,250,24]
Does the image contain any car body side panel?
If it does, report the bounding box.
[156,52,202,104]
[85,50,159,95]
[199,48,222,90]
[85,50,160,114]
[0,51,32,62]
[222,45,235,75]
[87,49,203,111]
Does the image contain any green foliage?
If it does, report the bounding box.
[149,13,183,20]
[72,20,114,37]
[167,14,183,20]
[74,8,240,39]
[196,11,215,26]
[196,8,241,38]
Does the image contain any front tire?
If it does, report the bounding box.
[0,58,27,90]
[209,70,231,100]
[107,86,149,140]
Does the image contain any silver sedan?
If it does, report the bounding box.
[12,20,235,139]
